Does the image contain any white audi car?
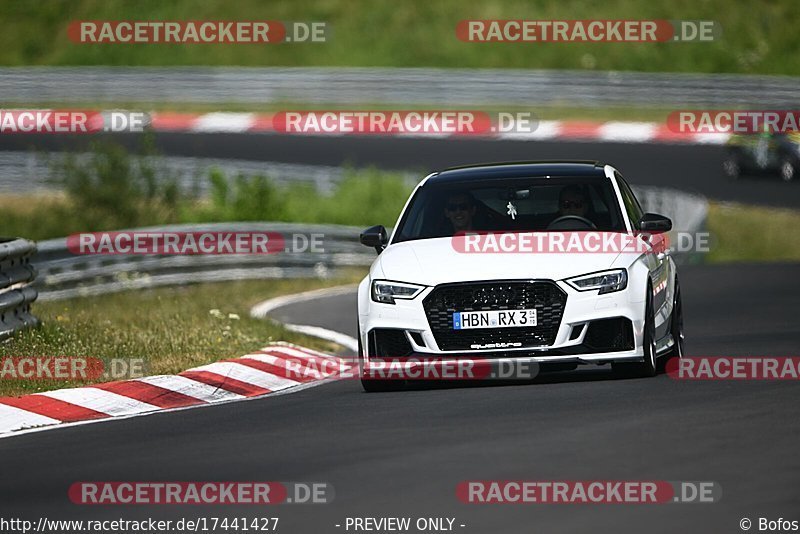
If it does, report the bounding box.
[357,162,684,391]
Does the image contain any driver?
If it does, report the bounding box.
[557,185,590,218]
[443,191,477,233]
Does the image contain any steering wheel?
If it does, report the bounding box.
[546,215,597,230]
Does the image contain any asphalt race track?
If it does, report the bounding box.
[1,263,798,533]
[2,132,800,208]
[2,131,798,532]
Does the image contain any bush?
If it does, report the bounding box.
[189,167,411,227]
[53,139,179,230]
[204,170,287,221]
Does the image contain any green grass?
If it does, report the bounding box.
[706,201,800,263]
[0,273,365,398]
[0,0,797,75]
[0,192,72,241]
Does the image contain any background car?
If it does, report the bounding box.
[723,132,800,181]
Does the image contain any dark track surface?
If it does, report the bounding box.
[2,263,798,533]
[2,132,800,208]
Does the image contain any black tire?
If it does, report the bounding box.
[779,159,796,182]
[613,282,657,378]
[659,276,684,372]
[358,324,404,392]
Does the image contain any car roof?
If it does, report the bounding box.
[429,161,608,184]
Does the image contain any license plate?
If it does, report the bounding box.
[452,309,537,330]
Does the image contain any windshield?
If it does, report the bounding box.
[392,176,627,243]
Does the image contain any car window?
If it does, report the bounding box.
[615,173,644,230]
[393,175,626,243]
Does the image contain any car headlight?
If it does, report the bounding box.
[566,269,628,294]
[371,280,425,304]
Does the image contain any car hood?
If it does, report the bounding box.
[377,236,631,285]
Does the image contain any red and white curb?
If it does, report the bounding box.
[147,112,727,145]
[0,342,351,438]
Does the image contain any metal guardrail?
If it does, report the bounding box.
[1,67,798,108]
[633,185,708,265]
[30,186,707,301]
[0,238,39,340]
[32,223,373,301]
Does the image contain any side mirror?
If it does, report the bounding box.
[360,225,388,253]
[638,213,672,233]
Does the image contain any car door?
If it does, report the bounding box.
[615,173,672,338]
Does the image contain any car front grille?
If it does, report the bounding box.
[422,280,567,351]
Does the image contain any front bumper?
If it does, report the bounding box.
[359,279,647,365]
